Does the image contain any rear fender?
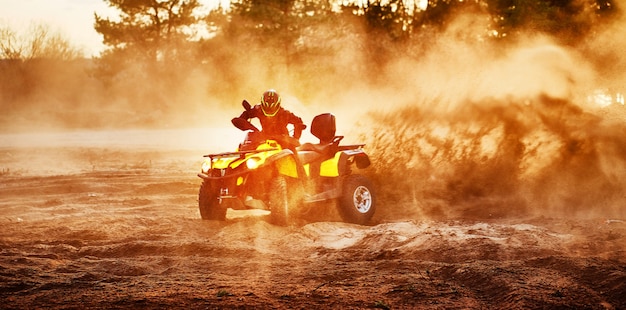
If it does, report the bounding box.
[320,149,370,177]
[349,149,371,169]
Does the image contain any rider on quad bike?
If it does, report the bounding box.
[198,90,376,226]
[232,89,306,150]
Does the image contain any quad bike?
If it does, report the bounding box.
[197,102,375,225]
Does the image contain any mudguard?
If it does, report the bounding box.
[319,148,370,177]
[265,149,299,178]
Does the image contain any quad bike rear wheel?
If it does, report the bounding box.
[338,174,375,225]
[198,181,227,221]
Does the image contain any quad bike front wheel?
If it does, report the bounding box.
[338,174,376,225]
[269,176,290,226]
[198,181,227,221]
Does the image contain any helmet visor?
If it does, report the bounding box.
[261,104,280,116]
[261,91,281,116]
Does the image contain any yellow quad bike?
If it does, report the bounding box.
[197,109,375,226]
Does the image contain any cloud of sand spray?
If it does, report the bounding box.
[354,13,626,220]
[208,11,624,222]
[9,6,626,222]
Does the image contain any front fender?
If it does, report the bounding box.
[265,149,299,178]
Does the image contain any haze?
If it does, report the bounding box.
[0,2,625,307]
[1,0,625,220]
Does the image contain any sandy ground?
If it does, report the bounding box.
[0,145,625,309]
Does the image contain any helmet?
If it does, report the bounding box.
[261,89,281,117]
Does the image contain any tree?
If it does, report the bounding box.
[200,0,339,91]
[353,0,415,41]
[485,0,618,42]
[94,0,201,62]
[222,0,338,54]
[93,0,204,111]
[0,23,83,60]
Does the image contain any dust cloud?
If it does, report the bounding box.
[2,7,626,309]
[206,8,626,222]
[347,13,626,221]
[2,6,625,221]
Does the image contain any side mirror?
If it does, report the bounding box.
[242,100,252,111]
[232,117,259,132]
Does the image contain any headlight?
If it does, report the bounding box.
[201,159,211,173]
[246,156,262,169]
